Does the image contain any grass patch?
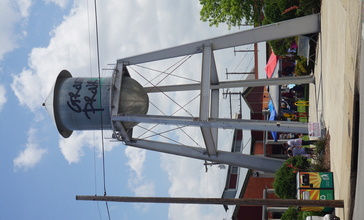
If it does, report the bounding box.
[310,133,331,171]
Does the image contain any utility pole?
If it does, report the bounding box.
[76,195,344,208]
[226,68,255,79]
[203,161,223,172]
[233,47,255,56]
[222,90,242,118]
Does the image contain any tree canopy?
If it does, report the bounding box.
[199,0,320,28]
[199,0,262,28]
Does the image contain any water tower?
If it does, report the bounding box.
[44,67,149,138]
[45,14,320,173]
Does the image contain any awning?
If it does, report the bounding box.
[265,51,278,78]
[268,100,278,142]
[265,52,281,142]
[267,59,281,114]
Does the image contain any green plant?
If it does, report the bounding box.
[295,56,310,76]
[314,138,326,154]
[199,0,261,28]
[309,153,327,171]
[268,37,295,57]
[273,156,310,199]
[310,137,330,171]
[262,0,321,57]
[296,0,322,16]
[281,207,299,220]
[263,0,300,25]
[281,208,324,220]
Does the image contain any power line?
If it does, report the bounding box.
[233,44,253,72]
[93,0,111,219]
[86,0,103,218]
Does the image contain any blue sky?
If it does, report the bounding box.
[0,0,255,219]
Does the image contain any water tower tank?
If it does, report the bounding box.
[44,69,149,138]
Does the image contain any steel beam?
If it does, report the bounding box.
[200,45,217,155]
[112,114,309,133]
[117,14,320,65]
[110,65,130,141]
[144,75,315,93]
[210,89,219,145]
[200,45,212,121]
[126,139,284,173]
[210,51,219,146]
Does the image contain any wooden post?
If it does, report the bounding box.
[76,196,344,208]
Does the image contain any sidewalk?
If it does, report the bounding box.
[308,0,362,219]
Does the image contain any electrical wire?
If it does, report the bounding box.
[93,0,111,219]
[86,0,103,219]
[135,64,200,84]
[129,65,195,117]
[135,124,206,155]
[233,44,253,72]
[130,65,202,147]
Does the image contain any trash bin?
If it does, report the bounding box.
[296,172,335,213]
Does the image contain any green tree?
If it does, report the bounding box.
[262,0,301,56]
[199,0,321,55]
[273,156,310,199]
[199,0,263,28]
[262,0,300,25]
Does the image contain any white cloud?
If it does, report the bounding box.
[125,146,155,212]
[58,131,87,164]
[0,0,20,60]
[11,69,43,112]
[0,85,7,112]
[131,181,156,213]
[16,0,32,18]
[9,0,101,166]
[11,0,240,112]
[124,147,155,196]
[44,0,68,9]
[0,0,31,60]
[59,130,118,164]
[11,2,93,112]
[161,155,229,220]
[132,182,155,197]
[125,147,146,179]
[13,128,47,171]
[10,0,247,218]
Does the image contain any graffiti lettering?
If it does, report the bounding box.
[67,80,104,119]
[67,81,82,112]
[83,80,104,119]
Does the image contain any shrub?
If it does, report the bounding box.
[262,0,300,25]
[294,56,310,76]
[309,137,330,172]
[273,156,310,199]
[281,207,299,220]
[268,37,295,57]
[296,0,321,16]
[314,138,326,155]
[281,207,324,220]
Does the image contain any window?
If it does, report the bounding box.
[228,166,239,189]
